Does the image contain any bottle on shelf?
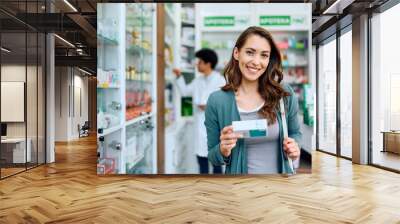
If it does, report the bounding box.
[109,101,122,111]
[109,140,122,151]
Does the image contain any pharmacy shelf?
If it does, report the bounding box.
[98,3,158,175]
[126,151,145,170]
[181,42,195,48]
[181,20,195,27]
[165,6,176,26]
[126,79,152,84]
[126,139,152,171]
[97,34,119,46]
[125,74,153,84]
[165,37,173,47]
[125,112,153,127]
[165,121,180,136]
[98,124,122,137]
[97,84,120,89]
[126,45,152,55]
[165,118,188,136]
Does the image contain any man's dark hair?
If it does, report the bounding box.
[195,48,218,69]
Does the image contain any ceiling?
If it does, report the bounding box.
[0,0,98,73]
[0,0,394,74]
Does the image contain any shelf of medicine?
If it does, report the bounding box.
[126,150,146,171]
[126,45,152,55]
[97,34,119,46]
[181,42,195,48]
[181,20,195,27]
[125,112,153,127]
[97,84,120,89]
[98,124,122,137]
[165,7,176,26]
[125,78,152,83]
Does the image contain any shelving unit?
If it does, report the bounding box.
[97,3,157,174]
[162,3,198,174]
[124,3,157,174]
[97,34,119,46]
[163,3,180,130]
[179,3,196,119]
[181,20,195,27]
[98,124,122,138]
[163,3,180,174]
[97,4,124,174]
[126,45,152,55]
[126,112,153,127]
[165,3,176,27]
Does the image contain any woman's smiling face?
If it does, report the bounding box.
[233,34,271,83]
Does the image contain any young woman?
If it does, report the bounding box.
[204,26,302,174]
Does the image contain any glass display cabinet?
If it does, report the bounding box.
[97,3,157,174]
[97,3,124,174]
[124,3,156,174]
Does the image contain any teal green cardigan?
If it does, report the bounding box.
[204,84,302,174]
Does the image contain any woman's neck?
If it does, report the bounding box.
[235,78,263,111]
[238,78,258,96]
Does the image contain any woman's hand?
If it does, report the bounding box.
[283,137,300,161]
[220,125,242,157]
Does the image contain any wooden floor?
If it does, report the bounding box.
[373,151,400,171]
[1,164,44,178]
[1,136,400,223]
[0,167,25,178]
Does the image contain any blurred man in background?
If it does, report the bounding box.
[173,48,226,174]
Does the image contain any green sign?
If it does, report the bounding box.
[260,16,291,26]
[204,16,235,27]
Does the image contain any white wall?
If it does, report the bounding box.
[55,67,69,141]
[54,67,89,141]
[1,65,26,139]
[1,65,36,138]
[71,73,89,138]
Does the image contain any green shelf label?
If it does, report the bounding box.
[204,16,235,27]
[260,16,291,26]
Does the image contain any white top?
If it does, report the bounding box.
[238,101,280,174]
[175,71,226,157]
[237,102,265,113]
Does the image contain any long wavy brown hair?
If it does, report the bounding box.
[222,26,290,124]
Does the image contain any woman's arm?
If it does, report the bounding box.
[285,85,302,146]
[204,93,231,166]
